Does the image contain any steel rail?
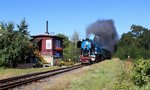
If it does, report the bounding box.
[0,64,83,90]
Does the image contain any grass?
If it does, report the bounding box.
[44,58,150,90]
[113,59,150,90]
[1,58,149,90]
[0,66,59,79]
[69,58,123,90]
[43,58,124,90]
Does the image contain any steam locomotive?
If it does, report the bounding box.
[77,38,111,64]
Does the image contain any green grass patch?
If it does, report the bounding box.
[69,58,123,90]
[68,58,150,90]
[0,66,59,79]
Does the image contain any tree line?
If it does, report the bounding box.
[115,25,150,59]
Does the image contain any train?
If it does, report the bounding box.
[77,38,111,64]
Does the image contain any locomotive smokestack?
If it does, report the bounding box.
[45,21,49,35]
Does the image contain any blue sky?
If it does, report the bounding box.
[0,0,150,39]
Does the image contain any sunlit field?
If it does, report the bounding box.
[44,58,150,90]
[0,66,59,79]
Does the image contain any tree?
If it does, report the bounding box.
[56,31,80,62]
[71,31,80,46]
[56,33,71,60]
[56,33,70,48]
[7,22,14,32]
[17,18,29,36]
[0,22,14,32]
[70,31,80,62]
[115,25,150,59]
[0,20,33,68]
[119,32,134,46]
[141,29,150,49]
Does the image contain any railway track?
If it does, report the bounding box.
[0,64,83,90]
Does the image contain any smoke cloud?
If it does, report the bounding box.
[86,19,118,53]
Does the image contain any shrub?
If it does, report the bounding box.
[33,63,43,68]
[132,59,150,87]
[115,45,150,60]
[56,60,75,67]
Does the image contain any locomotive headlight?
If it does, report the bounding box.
[90,55,96,61]
[91,57,95,61]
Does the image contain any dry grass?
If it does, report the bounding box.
[43,66,90,90]
[6,58,149,90]
[69,58,124,90]
[16,66,90,90]
[124,58,134,73]
[42,58,124,90]
[0,66,59,79]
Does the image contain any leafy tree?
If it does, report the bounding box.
[71,31,80,46]
[119,32,134,46]
[116,25,150,59]
[131,24,144,37]
[70,31,80,62]
[0,19,33,68]
[56,33,70,60]
[56,31,80,62]
[56,33,70,48]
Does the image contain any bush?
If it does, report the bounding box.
[33,63,43,68]
[115,45,137,59]
[56,60,75,67]
[132,59,150,87]
[115,45,150,60]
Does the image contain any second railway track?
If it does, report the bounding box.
[0,64,83,90]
